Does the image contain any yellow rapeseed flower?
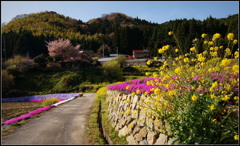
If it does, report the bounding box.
[232,65,239,74]
[234,51,239,58]
[212,33,221,41]
[175,67,182,74]
[233,39,238,44]
[201,33,207,38]
[234,135,238,140]
[183,57,189,63]
[190,47,196,52]
[227,33,234,40]
[168,31,173,35]
[191,95,198,101]
[145,72,151,76]
[147,60,153,65]
[211,82,218,88]
[221,95,230,101]
[175,49,179,53]
[208,41,214,45]
[198,54,206,62]
[158,48,165,54]
[154,57,158,60]
[210,94,216,99]
[136,90,141,94]
[225,48,231,56]
[204,41,208,44]
[209,105,216,110]
[220,58,231,67]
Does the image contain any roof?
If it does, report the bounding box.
[132,50,149,53]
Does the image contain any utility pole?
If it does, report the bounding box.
[3,35,6,61]
[103,44,104,58]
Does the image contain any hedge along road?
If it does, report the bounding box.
[2,93,96,145]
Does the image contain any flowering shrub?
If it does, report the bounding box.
[108,32,239,144]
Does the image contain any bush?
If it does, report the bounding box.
[52,73,83,92]
[46,62,62,71]
[5,55,34,73]
[33,54,47,68]
[102,60,122,81]
[42,98,59,106]
[2,70,15,94]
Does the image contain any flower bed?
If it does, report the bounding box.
[2,93,80,102]
[2,93,81,125]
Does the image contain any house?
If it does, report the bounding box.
[62,50,94,68]
[132,50,150,59]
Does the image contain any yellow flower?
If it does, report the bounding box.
[234,135,238,140]
[225,48,231,56]
[159,129,163,133]
[204,41,208,44]
[227,33,234,40]
[183,57,189,63]
[168,31,173,35]
[220,58,231,67]
[132,92,135,95]
[191,95,198,101]
[221,95,230,101]
[147,60,153,65]
[234,51,239,58]
[145,72,151,76]
[210,52,218,57]
[175,49,179,53]
[125,99,131,103]
[208,41,214,45]
[190,47,196,52]
[201,33,207,38]
[232,65,239,74]
[158,48,164,54]
[154,88,161,94]
[208,105,216,110]
[212,119,217,122]
[154,57,158,60]
[175,67,182,74]
[210,94,216,99]
[203,51,208,55]
[211,82,218,88]
[197,54,206,62]
[212,33,221,41]
[136,90,141,94]
[162,45,170,51]
[233,39,238,44]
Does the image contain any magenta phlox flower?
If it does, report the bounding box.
[3,105,56,125]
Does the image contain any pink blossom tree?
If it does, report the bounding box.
[46,38,81,61]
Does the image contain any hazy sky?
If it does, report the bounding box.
[1,1,239,24]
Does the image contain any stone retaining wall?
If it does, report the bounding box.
[106,90,177,145]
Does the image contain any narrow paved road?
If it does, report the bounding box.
[2,93,96,145]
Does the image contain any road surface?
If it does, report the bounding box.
[2,93,96,145]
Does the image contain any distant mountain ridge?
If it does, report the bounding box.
[1,11,238,59]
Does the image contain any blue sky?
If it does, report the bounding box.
[1,1,239,24]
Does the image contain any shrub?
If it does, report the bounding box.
[33,54,47,68]
[42,98,59,106]
[102,60,123,80]
[2,70,15,94]
[5,55,34,73]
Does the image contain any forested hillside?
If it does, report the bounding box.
[1,11,238,59]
